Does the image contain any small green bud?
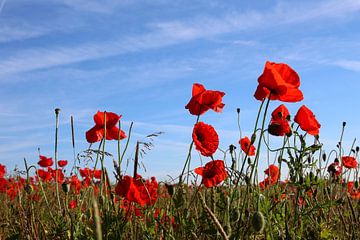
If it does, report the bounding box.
[251,211,265,233]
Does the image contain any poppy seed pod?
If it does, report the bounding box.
[24,184,33,194]
[236,108,240,114]
[251,211,265,233]
[62,182,70,193]
[55,108,61,114]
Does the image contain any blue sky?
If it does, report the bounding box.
[1,0,360,180]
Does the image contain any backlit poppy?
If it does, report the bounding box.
[86,111,126,143]
[192,122,219,157]
[294,105,321,136]
[254,61,303,102]
[194,160,228,188]
[37,155,53,168]
[58,160,68,167]
[115,175,158,206]
[239,136,256,156]
[342,156,358,169]
[185,83,225,115]
[327,160,342,178]
[260,165,280,189]
[0,164,5,178]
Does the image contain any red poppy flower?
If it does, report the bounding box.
[50,168,65,183]
[115,175,158,206]
[271,104,290,121]
[294,105,321,136]
[79,168,93,178]
[58,160,68,167]
[37,155,53,168]
[37,169,52,182]
[342,156,358,169]
[254,61,303,102]
[69,200,77,209]
[93,170,102,179]
[327,161,342,178]
[192,122,219,157]
[194,160,228,188]
[260,165,280,189]
[0,178,8,193]
[70,175,82,194]
[185,83,225,115]
[0,164,5,178]
[86,111,126,143]
[239,136,256,156]
[269,119,291,136]
[347,182,360,200]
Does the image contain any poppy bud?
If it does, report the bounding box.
[165,183,174,197]
[309,172,314,181]
[355,181,359,189]
[247,157,252,165]
[55,108,61,115]
[62,182,70,193]
[237,108,240,114]
[356,146,359,153]
[334,158,339,163]
[251,211,265,233]
[24,184,33,194]
[342,121,346,127]
[250,133,256,144]
[229,144,236,153]
[322,153,327,162]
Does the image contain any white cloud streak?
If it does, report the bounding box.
[1,0,360,76]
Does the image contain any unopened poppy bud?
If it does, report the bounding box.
[62,182,70,193]
[356,146,359,153]
[165,183,174,197]
[250,133,256,144]
[355,181,359,189]
[229,144,236,153]
[334,158,339,163]
[251,211,265,233]
[24,184,33,194]
[247,157,252,165]
[322,153,327,162]
[343,121,346,127]
[55,108,61,115]
[236,108,240,114]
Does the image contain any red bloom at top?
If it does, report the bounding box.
[38,155,53,168]
[239,137,256,156]
[342,156,358,169]
[58,160,68,168]
[294,105,321,136]
[194,160,228,188]
[260,165,280,189]
[86,111,127,143]
[254,61,303,102]
[185,83,225,115]
[192,122,219,157]
[0,164,5,178]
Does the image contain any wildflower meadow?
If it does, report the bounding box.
[1,61,360,239]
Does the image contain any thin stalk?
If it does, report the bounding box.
[54,108,61,210]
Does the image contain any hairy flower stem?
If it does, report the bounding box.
[54,108,61,210]
[200,193,229,240]
[179,114,200,184]
[133,141,140,178]
[70,116,77,175]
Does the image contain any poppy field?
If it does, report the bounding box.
[1,61,360,239]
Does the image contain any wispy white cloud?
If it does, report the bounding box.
[1,0,359,77]
[333,60,360,72]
